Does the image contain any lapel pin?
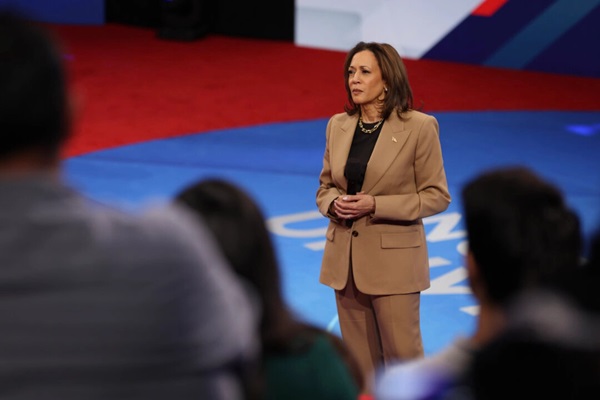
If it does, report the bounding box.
[392,137,397,142]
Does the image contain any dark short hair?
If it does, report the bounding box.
[461,165,582,306]
[0,9,69,160]
[561,226,600,313]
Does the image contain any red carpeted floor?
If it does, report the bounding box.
[48,23,600,157]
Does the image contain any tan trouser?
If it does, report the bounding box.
[335,268,423,393]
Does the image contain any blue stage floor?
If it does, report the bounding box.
[65,110,600,355]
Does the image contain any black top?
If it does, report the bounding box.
[344,120,383,194]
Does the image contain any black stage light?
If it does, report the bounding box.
[156,0,214,41]
[105,0,161,28]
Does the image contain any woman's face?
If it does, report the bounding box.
[348,50,386,107]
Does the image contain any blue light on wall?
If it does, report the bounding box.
[0,0,105,24]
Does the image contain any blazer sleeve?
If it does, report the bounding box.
[373,114,451,221]
[316,116,343,222]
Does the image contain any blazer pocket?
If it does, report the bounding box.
[380,231,421,249]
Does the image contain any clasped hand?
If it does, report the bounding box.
[333,192,375,221]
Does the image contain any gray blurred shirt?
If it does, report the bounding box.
[0,175,259,399]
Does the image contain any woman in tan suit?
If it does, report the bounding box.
[316,41,451,394]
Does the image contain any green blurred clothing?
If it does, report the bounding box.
[265,332,360,400]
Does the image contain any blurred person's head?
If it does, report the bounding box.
[174,178,299,350]
[0,9,71,168]
[461,165,582,308]
[561,225,600,313]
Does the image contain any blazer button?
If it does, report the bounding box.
[352,231,359,237]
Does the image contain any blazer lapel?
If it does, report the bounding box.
[331,115,359,190]
[362,113,410,193]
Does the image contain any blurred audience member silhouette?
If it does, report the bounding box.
[463,224,600,399]
[375,165,583,400]
[560,223,600,313]
[466,286,600,400]
[464,225,600,399]
[175,177,364,400]
[0,9,258,400]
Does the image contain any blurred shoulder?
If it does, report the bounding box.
[89,201,208,243]
[87,200,226,273]
[375,337,475,400]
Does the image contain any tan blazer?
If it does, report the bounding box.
[316,110,451,295]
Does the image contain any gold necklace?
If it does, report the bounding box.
[358,116,383,134]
